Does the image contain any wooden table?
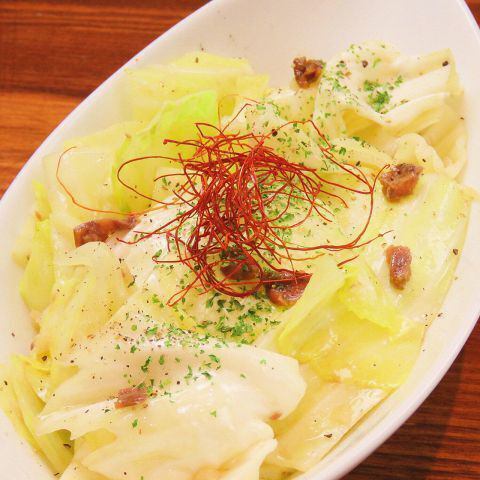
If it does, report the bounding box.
[1,1,479,478]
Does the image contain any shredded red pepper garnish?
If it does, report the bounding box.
[57,106,383,305]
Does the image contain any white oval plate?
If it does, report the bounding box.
[1,0,480,478]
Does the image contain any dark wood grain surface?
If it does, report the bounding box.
[1,1,479,478]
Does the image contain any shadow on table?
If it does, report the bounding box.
[344,350,465,479]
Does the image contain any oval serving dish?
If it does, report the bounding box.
[1,0,480,478]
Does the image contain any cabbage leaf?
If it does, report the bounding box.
[126,52,269,121]
[34,243,128,358]
[19,219,55,312]
[112,90,219,212]
[0,356,72,473]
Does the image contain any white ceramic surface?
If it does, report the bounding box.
[1,0,480,478]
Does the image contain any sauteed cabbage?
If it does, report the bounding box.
[0,44,471,480]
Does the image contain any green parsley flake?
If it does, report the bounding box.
[141,356,152,372]
[208,354,220,364]
[146,325,158,336]
[363,80,391,113]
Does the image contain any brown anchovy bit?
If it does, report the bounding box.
[379,164,423,201]
[265,270,311,306]
[386,245,412,289]
[114,386,147,409]
[293,57,324,88]
[73,215,137,247]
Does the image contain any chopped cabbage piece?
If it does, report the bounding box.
[315,44,461,138]
[60,431,114,479]
[280,173,469,390]
[47,122,143,223]
[225,101,326,170]
[278,274,424,389]
[38,332,305,480]
[40,121,144,251]
[362,172,470,323]
[259,463,295,480]
[12,181,52,267]
[0,363,40,449]
[267,368,386,471]
[33,180,52,220]
[34,243,128,358]
[19,219,55,312]
[126,52,269,121]
[11,215,36,267]
[64,121,144,151]
[338,260,404,333]
[277,255,345,357]
[61,462,108,480]
[304,303,424,388]
[0,356,72,473]
[264,87,317,122]
[113,90,219,212]
[314,42,465,177]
